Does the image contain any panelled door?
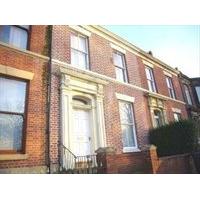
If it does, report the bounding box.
[72,108,92,156]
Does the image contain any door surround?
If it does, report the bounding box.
[60,73,108,168]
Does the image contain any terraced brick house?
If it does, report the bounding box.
[48,25,189,173]
[0,25,197,173]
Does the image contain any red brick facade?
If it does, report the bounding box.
[49,25,189,172]
[0,25,194,173]
[0,26,49,173]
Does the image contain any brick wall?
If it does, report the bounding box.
[96,146,196,174]
[50,26,189,160]
[0,25,48,171]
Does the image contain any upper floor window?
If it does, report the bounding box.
[113,51,128,83]
[145,66,157,92]
[0,25,29,49]
[166,76,176,99]
[195,86,200,104]
[70,33,89,70]
[184,84,192,105]
[119,101,138,152]
[0,76,28,153]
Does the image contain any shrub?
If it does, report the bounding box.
[149,119,199,157]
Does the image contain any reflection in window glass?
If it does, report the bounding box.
[0,77,27,152]
[0,25,29,49]
[0,114,23,151]
[119,101,137,148]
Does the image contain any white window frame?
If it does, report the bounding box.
[195,86,200,104]
[118,100,139,153]
[113,51,128,83]
[70,32,89,70]
[166,76,176,99]
[184,84,193,105]
[145,66,157,92]
[173,112,182,122]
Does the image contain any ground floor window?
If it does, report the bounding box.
[174,112,181,122]
[119,101,138,152]
[153,109,165,128]
[0,76,28,153]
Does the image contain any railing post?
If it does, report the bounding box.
[95,147,117,174]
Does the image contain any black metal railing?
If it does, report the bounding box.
[61,144,98,174]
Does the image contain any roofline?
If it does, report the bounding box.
[89,25,180,75]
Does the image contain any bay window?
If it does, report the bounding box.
[0,76,28,153]
[0,25,29,49]
[119,101,138,152]
[70,32,89,69]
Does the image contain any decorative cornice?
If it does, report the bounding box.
[52,59,186,105]
[82,25,180,75]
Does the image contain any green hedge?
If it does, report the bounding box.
[149,120,199,157]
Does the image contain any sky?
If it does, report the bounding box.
[104,25,200,78]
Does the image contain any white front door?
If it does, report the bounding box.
[72,109,92,156]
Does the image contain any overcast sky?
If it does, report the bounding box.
[104,25,200,78]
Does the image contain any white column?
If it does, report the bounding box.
[96,94,107,148]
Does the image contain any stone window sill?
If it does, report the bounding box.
[0,154,28,161]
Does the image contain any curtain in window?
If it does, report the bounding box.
[119,101,136,148]
[9,26,28,49]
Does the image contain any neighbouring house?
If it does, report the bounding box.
[179,73,200,120]
[0,26,49,173]
[0,25,198,173]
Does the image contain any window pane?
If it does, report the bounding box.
[166,77,171,88]
[71,49,79,66]
[0,25,10,44]
[195,86,200,103]
[184,85,192,105]
[0,77,27,113]
[145,67,151,80]
[113,53,123,68]
[71,34,79,49]
[122,125,135,147]
[154,110,164,127]
[78,52,87,69]
[0,113,23,151]
[174,113,181,122]
[119,102,133,124]
[119,101,137,148]
[115,67,124,82]
[9,26,28,49]
[78,36,87,53]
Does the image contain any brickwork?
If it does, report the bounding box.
[50,26,188,160]
[0,26,48,171]
[96,146,196,174]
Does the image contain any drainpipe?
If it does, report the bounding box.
[46,25,53,174]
